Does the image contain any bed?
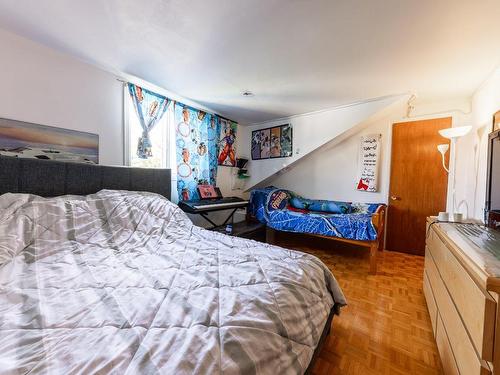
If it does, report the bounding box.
[0,156,346,374]
[248,187,386,274]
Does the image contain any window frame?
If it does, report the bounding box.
[123,84,172,169]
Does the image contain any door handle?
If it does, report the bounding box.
[390,196,400,201]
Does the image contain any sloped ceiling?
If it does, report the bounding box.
[0,0,499,123]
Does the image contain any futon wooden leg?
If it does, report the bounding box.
[378,236,385,251]
[369,242,378,275]
[266,227,275,244]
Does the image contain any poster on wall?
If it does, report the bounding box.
[270,126,281,157]
[218,118,237,166]
[280,124,293,157]
[260,128,271,159]
[356,134,381,192]
[251,130,262,160]
[0,117,99,164]
[251,124,292,160]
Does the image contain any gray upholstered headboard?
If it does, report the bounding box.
[0,156,171,199]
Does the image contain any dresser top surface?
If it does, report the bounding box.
[428,219,500,292]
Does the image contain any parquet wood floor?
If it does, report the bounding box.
[273,233,443,375]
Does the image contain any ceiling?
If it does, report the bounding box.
[1,0,499,124]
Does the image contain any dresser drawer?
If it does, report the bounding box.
[423,268,437,335]
[425,252,491,375]
[435,313,459,375]
[427,227,496,361]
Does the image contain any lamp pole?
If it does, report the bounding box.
[449,137,457,216]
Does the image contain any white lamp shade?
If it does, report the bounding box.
[438,125,472,139]
[437,144,449,154]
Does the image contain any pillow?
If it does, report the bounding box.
[267,189,290,212]
[289,196,351,214]
[351,202,382,214]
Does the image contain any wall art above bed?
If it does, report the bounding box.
[251,123,292,160]
[356,134,381,192]
[0,117,99,164]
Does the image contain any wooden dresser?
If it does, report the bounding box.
[424,218,500,375]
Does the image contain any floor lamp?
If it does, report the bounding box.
[437,125,472,221]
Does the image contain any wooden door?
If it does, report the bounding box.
[386,117,451,255]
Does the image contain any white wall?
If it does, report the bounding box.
[450,68,500,220]
[468,68,500,220]
[408,72,500,221]
[0,26,240,227]
[238,95,407,191]
[243,95,480,210]
[263,86,500,219]
[5,23,496,223]
[269,106,406,203]
[0,28,124,165]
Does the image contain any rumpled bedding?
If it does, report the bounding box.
[0,190,346,374]
[249,187,382,241]
[267,210,378,241]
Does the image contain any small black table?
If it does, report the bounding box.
[178,197,249,228]
[211,220,266,241]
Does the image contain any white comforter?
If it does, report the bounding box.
[0,190,346,374]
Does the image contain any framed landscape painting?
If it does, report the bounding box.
[0,118,99,164]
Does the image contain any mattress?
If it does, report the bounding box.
[249,187,381,241]
[0,190,346,374]
[267,209,378,241]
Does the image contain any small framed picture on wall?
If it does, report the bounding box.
[280,124,292,157]
[251,129,261,160]
[251,124,292,160]
[270,126,281,158]
[260,128,271,159]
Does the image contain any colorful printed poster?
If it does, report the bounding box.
[175,103,220,201]
[280,124,292,157]
[251,131,262,160]
[251,124,292,160]
[270,127,281,157]
[260,128,270,159]
[218,118,237,166]
[356,134,381,192]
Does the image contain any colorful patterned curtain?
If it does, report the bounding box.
[175,103,220,200]
[128,83,171,159]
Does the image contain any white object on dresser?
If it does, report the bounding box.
[437,212,449,221]
[424,218,500,375]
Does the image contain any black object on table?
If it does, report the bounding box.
[178,197,249,228]
[211,220,266,241]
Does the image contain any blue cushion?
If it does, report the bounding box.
[290,196,352,214]
[267,189,290,212]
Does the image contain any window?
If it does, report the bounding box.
[125,89,171,169]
